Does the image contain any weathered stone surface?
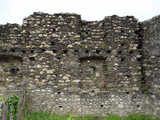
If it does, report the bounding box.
[143,16,160,98]
[0,100,8,120]
[0,12,160,117]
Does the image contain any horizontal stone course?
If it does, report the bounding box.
[0,12,160,117]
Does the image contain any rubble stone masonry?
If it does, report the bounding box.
[0,12,160,117]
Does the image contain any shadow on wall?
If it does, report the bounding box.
[0,54,23,86]
[79,56,107,91]
[0,54,22,63]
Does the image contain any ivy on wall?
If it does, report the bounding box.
[7,94,19,120]
[0,94,19,120]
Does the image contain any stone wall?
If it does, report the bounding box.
[0,12,160,117]
[143,16,160,97]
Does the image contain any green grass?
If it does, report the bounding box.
[104,114,160,120]
[24,112,66,120]
[23,112,160,120]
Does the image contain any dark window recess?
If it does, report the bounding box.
[118,51,122,54]
[11,49,15,52]
[57,91,61,94]
[133,96,137,99]
[107,50,111,53]
[137,45,142,49]
[29,57,35,61]
[139,52,143,56]
[141,77,145,81]
[135,30,139,34]
[137,105,140,108]
[85,49,89,53]
[22,50,26,54]
[91,90,95,93]
[52,49,57,53]
[121,43,125,47]
[129,50,133,54]
[100,105,104,108]
[56,57,61,60]
[96,50,100,54]
[85,31,89,35]
[137,57,141,62]
[31,50,34,53]
[121,29,125,33]
[51,41,55,46]
[74,49,79,53]
[63,49,68,54]
[120,57,125,62]
[126,91,129,94]
[58,106,63,108]
[10,68,19,75]
[52,28,56,32]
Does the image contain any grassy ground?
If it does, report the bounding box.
[23,112,160,120]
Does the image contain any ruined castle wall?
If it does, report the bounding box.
[0,12,160,117]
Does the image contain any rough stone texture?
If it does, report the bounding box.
[0,99,8,120]
[0,12,160,117]
[143,16,160,97]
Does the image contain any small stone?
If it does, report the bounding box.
[37,65,41,68]
[118,104,124,108]
[47,70,53,74]
[63,76,68,80]
[146,72,151,76]
[39,34,43,37]
[74,80,81,83]
[67,44,73,48]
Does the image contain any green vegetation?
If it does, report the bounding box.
[24,112,77,120]
[104,114,160,120]
[0,95,8,102]
[23,112,160,120]
[141,83,151,94]
[7,94,19,120]
[0,94,19,120]
[23,89,32,115]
